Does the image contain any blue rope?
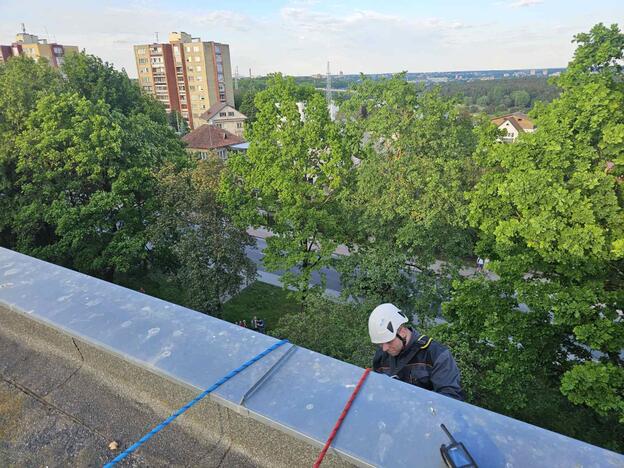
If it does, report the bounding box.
[103,339,289,467]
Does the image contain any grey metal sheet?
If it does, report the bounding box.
[0,248,622,468]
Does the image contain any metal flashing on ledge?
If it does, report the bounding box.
[0,247,622,468]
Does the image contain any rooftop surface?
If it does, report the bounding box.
[0,247,622,467]
[182,124,245,150]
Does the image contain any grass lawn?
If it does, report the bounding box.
[222,281,300,332]
[115,270,186,306]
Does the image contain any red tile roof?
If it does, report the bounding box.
[200,103,230,121]
[491,112,535,131]
[182,124,245,150]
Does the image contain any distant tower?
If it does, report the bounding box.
[20,23,26,34]
[249,68,252,79]
[325,61,332,104]
[235,65,239,90]
[155,32,159,43]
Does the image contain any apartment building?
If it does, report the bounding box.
[0,32,78,67]
[134,32,234,129]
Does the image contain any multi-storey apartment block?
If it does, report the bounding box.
[134,32,234,129]
[0,31,78,67]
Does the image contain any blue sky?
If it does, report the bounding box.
[1,0,622,77]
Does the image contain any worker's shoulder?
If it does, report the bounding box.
[415,335,450,360]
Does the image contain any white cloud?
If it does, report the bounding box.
[510,0,544,8]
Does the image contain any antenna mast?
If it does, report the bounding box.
[326,61,332,104]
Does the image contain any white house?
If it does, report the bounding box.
[491,112,536,142]
[196,103,247,138]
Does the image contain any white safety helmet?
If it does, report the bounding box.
[368,303,408,344]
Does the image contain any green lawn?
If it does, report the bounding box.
[222,281,300,332]
[115,270,187,305]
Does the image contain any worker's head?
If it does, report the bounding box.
[368,303,410,356]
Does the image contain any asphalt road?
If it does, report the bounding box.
[245,237,343,292]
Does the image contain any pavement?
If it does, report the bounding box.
[245,227,497,297]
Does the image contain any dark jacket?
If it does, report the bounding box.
[373,329,465,401]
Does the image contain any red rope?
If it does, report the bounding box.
[313,368,371,468]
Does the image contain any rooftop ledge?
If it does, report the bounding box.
[0,247,622,467]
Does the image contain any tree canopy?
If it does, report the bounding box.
[221,74,353,301]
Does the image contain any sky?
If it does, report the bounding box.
[1,0,622,78]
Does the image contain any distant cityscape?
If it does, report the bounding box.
[305,67,566,84]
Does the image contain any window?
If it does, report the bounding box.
[198,85,203,91]
[138,58,147,64]
[194,56,200,62]
[189,85,195,91]
[228,112,234,117]
[237,122,243,128]
[218,83,225,91]
[185,46,191,52]
[219,112,227,117]
[217,63,223,73]
[137,48,146,54]
[216,123,222,128]
[219,93,226,101]
[215,45,221,54]
[193,46,200,52]
[173,46,180,54]
[187,66,194,71]
[196,75,202,81]
[201,104,206,109]
[217,73,224,81]
[142,77,150,83]
[196,65,202,71]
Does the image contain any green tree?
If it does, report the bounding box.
[440,23,624,450]
[271,295,373,367]
[239,88,258,124]
[511,90,531,108]
[167,110,190,135]
[337,75,477,318]
[62,52,166,122]
[0,57,62,247]
[476,95,489,107]
[221,74,353,303]
[12,91,187,279]
[150,159,256,316]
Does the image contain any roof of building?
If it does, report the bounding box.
[182,124,245,150]
[200,103,231,121]
[491,112,535,131]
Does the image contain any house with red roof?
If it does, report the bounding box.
[182,124,247,160]
[491,112,536,142]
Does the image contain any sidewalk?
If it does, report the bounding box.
[255,270,341,298]
[246,228,351,256]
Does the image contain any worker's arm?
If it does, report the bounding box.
[430,348,464,401]
[372,348,384,372]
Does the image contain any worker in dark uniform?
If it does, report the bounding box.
[369,303,464,401]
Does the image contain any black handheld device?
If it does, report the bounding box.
[439,424,478,468]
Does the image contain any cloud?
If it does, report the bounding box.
[510,0,544,8]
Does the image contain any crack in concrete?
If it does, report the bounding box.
[0,373,110,442]
[41,337,85,398]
